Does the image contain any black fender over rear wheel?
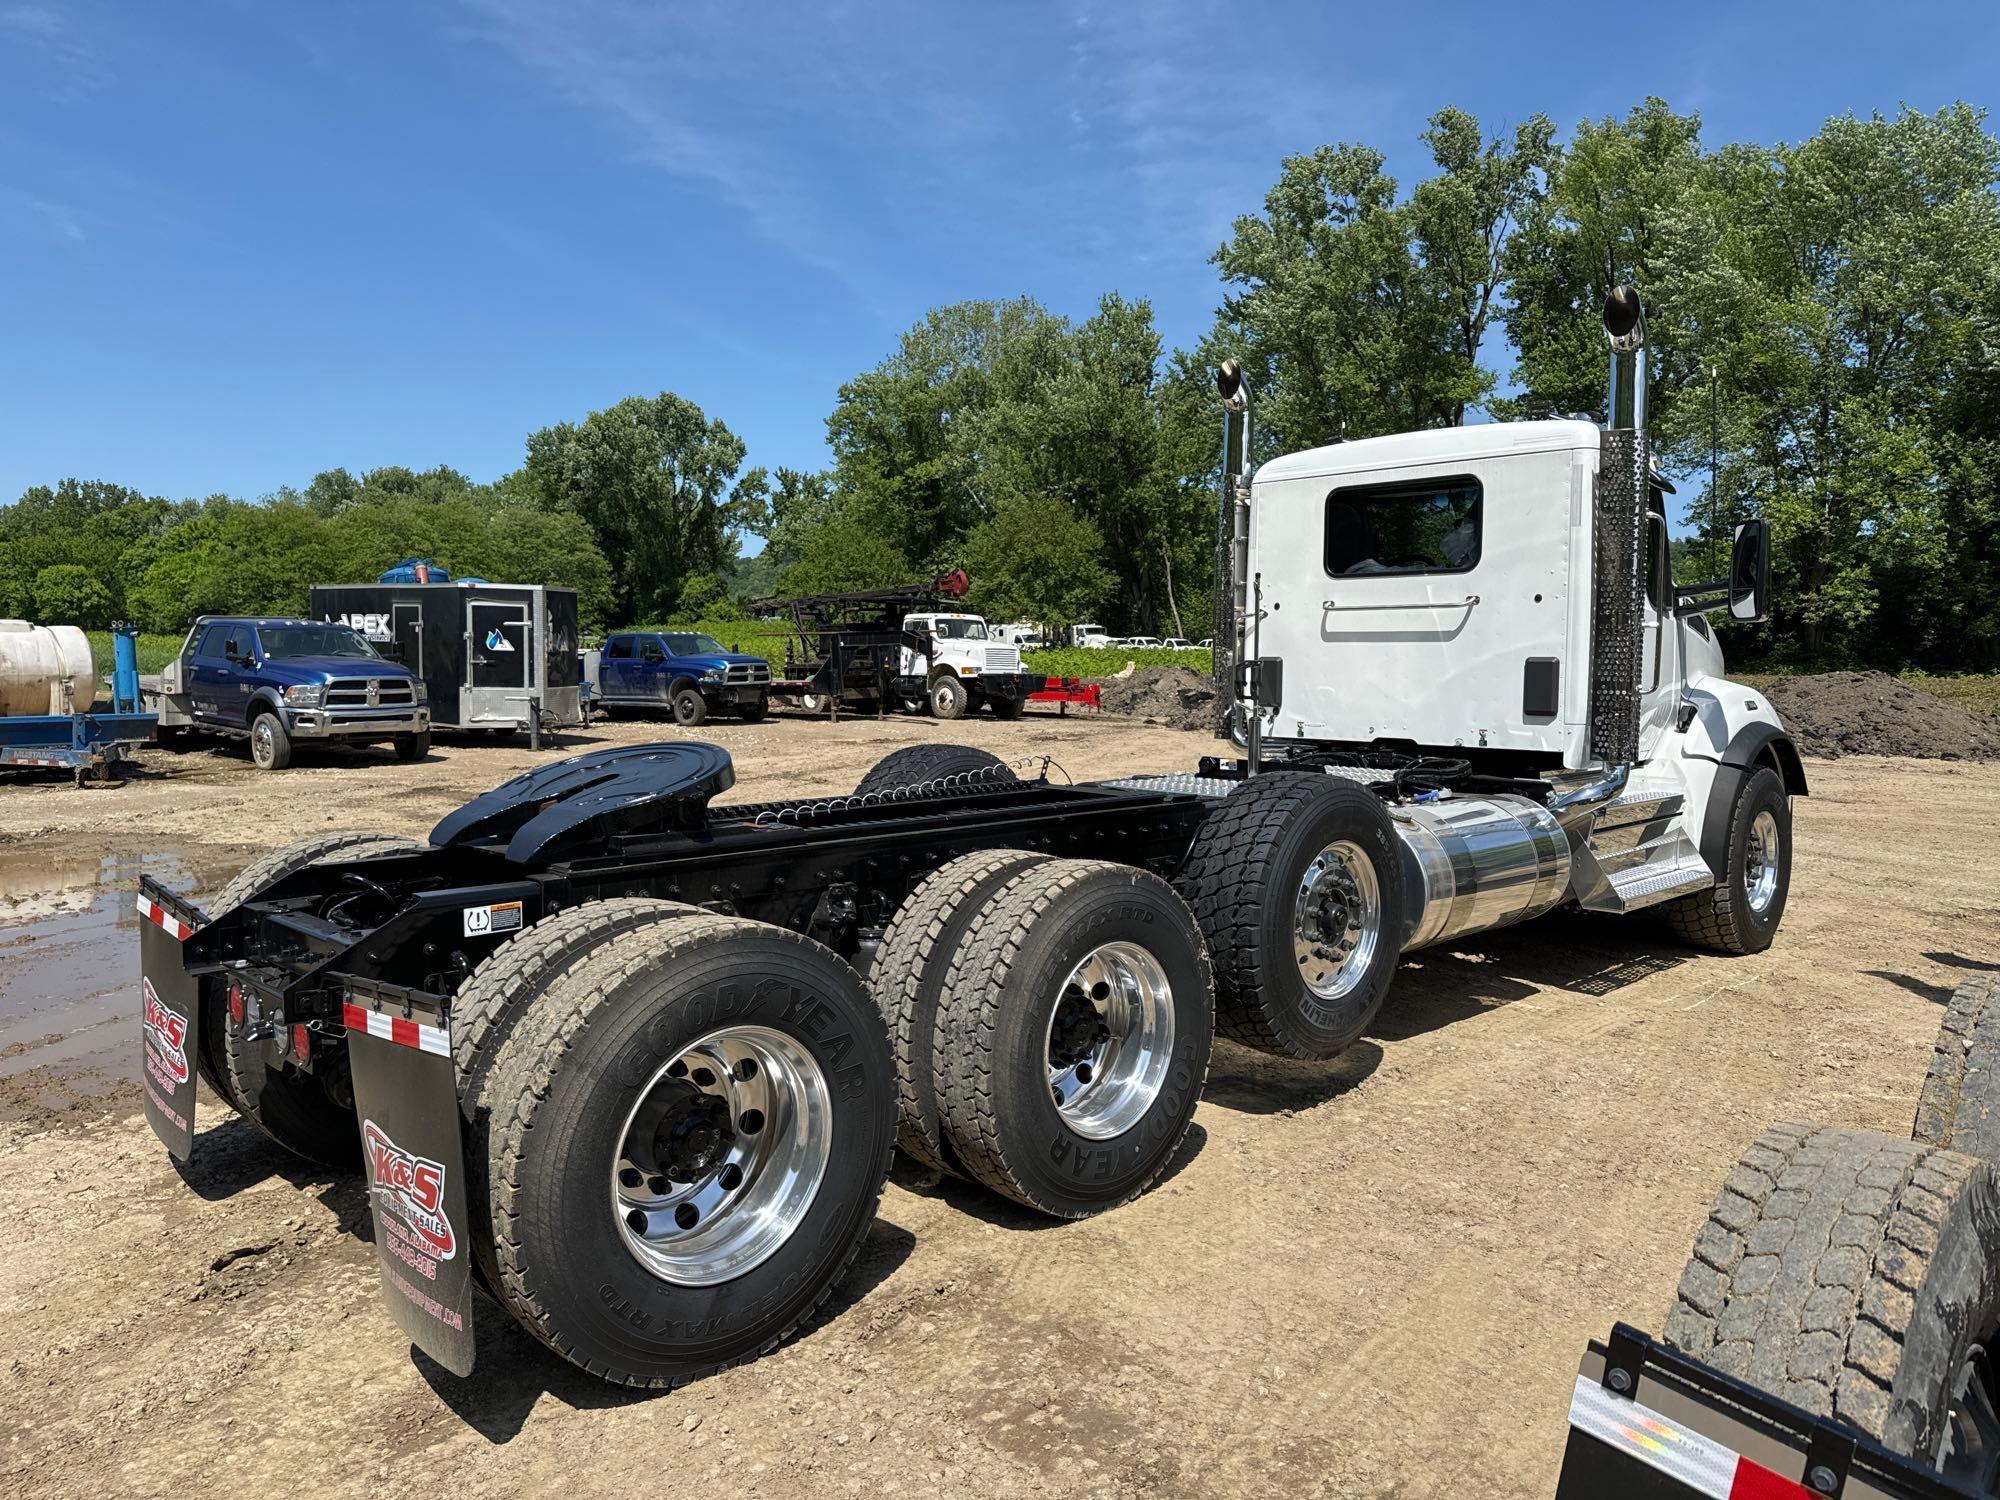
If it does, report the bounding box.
[209,831,427,1164]
[479,915,894,1387]
[1175,771,1407,1060]
[869,848,1052,1175]
[853,743,1015,800]
[1665,1122,2000,1478]
[1915,976,2000,1162]
[933,858,1213,1218]
[1664,765,1791,954]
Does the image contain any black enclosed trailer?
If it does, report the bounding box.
[309,582,581,735]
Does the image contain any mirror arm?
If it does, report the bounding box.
[1673,581,1731,615]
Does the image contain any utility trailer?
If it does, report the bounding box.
[1555,974,2000,1500]
[310,581,582,740]
[137,289,1812,1388]
[0,622,154,784]
[750,570,1038,719]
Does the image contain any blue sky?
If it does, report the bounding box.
[3,0,1996,514]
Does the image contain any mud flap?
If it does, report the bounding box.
[343,978,477,1377]
[137,878,207,1161]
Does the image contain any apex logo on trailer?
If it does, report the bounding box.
[329,612,394,642]
[141,978,190,1086]
[362,1120,458,1260]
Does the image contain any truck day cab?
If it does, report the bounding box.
[136,288,1805,1392]
[146,616,430,770]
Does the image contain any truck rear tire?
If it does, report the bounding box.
[212,832,427,1164]
[1175,771,1407,1060]
[478,915,894,1387]
[854,743,1015,799]
[671,685,708,726]
[392,731,430,762]
[870,848,1051,1174]
[933,859,1213,1218]
[1664,765,1790,954]
[928,674,968,720]
[249,711,292,771]
[1914,976,2000,1161]
[451,896,700,1291]
[1664,1122,2000,1479]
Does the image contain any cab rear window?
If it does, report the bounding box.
[1324,475,1482,576]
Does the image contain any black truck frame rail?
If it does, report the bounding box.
[147,744,1214,1130]
[1557,1324,1973,1500]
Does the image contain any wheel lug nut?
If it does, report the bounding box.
[647,1174,669,1195]
[618,1166,643,1189]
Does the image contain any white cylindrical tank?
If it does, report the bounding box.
[0,621,96,716]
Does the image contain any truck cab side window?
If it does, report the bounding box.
[196,624,225,658]
[1324,475,1482,577]
[224,625,253,660]
[606,637,633,660]
[641,638,666,662]
[1646,512,1672,610]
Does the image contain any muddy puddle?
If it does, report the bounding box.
[0,842,252,1122]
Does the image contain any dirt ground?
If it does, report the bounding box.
[0,711,1995,1498]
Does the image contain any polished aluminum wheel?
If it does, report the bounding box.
[612,1025,832,1287]
[1293,839,1381,1000]
[251,717,278,768]
[1745,809,1782,914]
[1045,941,1174,1140]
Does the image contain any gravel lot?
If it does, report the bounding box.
[0,712,1993,1498]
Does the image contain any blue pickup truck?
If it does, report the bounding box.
[592,630,771,725]
[146,616,431,770]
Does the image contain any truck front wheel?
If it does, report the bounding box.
[249,711,292,771]
[392,730,430,762]
[988,692,1025,720]
[671,685,708,726]
[737,694,768,722]
[928,674,968,720]
[1665,765,1790,954]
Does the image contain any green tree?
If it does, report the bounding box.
[521,393,755,622]
[30,564,114,627]
[777,517,910,597]
[963,493,1114,629]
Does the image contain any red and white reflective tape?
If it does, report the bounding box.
[1568,1375,1812,1500]
[342,1003,449,1058]
[136,893,198,941]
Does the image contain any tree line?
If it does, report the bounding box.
[4,99,1995,668]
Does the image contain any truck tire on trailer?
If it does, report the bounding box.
[1664,1122,2000,1482]
[477,915,894,1387]
[392,730,430,762]
[1175,772,1407,1060]
[853,743,1015,800]
[928,673,969,720]
[452,896,702,1291]
[933,858,1213,1217]
[1914,977,2000,1162]
[671,683,708,726]
[209,831,427,1162]
[249,710,292,771]
[1664,765,1791,955]
[870,848,1052,1174]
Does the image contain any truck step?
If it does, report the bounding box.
[1571,828,1713,914]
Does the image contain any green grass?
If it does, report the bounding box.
[84,630,186,677]
[1023,646,1214,679]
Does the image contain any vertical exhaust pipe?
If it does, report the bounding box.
[1213,359,1258,765]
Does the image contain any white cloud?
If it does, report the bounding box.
[1,2,113,101]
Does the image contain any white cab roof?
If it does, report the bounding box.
[1255,419,1599,486]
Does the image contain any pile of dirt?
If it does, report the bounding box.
[1759,671,2000,761]
[1095,665,1219,732]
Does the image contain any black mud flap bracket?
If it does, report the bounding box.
[343,976,477,1377]
[137,876,210,1162]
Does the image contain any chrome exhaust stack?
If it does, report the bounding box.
[1213,358,1260,766]
[1582,283,1651,783]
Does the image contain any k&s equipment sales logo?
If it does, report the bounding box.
[141,979,190,1086]
[362,1120,458,1260]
